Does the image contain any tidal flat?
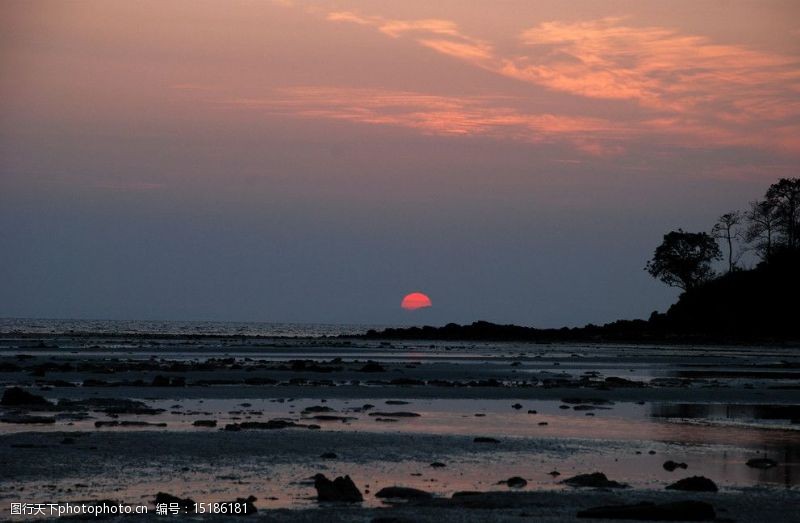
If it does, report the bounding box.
[1,335,798,521]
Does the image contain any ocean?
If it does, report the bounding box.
[0,318,387,337]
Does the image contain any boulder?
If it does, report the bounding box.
[473,437,499,443]
[504,476,527,488]
[746,458,777,469]
[375,486,433,500]
[1,414,55,424]
[665,476,718,492]
[561,472,628,489]
[663,460,688,472]
[313,474,363,503]
[1,387,52,407]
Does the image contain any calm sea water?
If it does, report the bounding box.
[0,318,388,337]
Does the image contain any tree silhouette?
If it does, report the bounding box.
[712,211,743,272]
[744,199,778,261]
[645,230,721,290]
[765,178,800,250]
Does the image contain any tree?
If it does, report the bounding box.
[712,211,742,272]
[765,178,800,250]
[645,230,722,291]
[744,199,778,261]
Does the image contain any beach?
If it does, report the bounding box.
[1,332,798,521]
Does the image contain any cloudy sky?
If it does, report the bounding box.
[2,0,799,326]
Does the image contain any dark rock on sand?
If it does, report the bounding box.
[746,457,778,469]
[663,460,688,472]
[1,387,52,407]
[155,492,195,513]
[375,486,433,500]
[1,414,56,424]
[385,400,409,405]
[320,452,338,459]
[473,437,500,443]
[95,420,167,428]
[503,476,527,488]
[192,420,217,427]
[368,412,420,418]
[303,405,334,414]
[665,476,718,492]
[430,462,446,468]
[512,403,523,409]
[561,472,628,489]
[604,377,644,388]
[313,474,363,502]
[578,500,716,521]
[225,420,304,430]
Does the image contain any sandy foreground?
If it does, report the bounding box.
[0,335,799,521]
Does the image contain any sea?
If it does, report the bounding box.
[0,318,388,338]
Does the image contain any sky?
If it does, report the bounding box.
[1,0,799,327]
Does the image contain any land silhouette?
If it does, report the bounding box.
[365,178,800,343]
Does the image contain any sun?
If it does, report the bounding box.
[401,292,432,310]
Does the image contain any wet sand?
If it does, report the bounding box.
[1,335,798,520]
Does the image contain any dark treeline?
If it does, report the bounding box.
[364,178,800,343]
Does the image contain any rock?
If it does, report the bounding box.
[527,410,537,414]
[303,405,334,414]
[561,472,628,489]
[604,377,644,388]
[663,460,688,472]
[385,400,409,405]
[155,492,195,513]
[430,462,446,468]
[1,415,55,424]
[95,420,166,428]
[577,500,715,520]
[225,420,304,430]
[1,387,52,407]
[548,470,560,477]
[367,412,420,418]
[504,476,527,488]
[375,486,433,500]
[511,403,523,409]
[359,361,386,373]
[746,458,777,469]
[192,420,217,427]
[320,452,338,459]
[473,437,499,443]
[313,474,363,502]
[665,476,718,492]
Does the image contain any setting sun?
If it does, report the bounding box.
[401,292,432,310]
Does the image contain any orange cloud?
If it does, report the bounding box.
[326,10,800,154]
[224,86,627,154]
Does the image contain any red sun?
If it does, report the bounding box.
[401,292,432,310]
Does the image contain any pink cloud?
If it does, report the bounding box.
[325,10,800,154]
